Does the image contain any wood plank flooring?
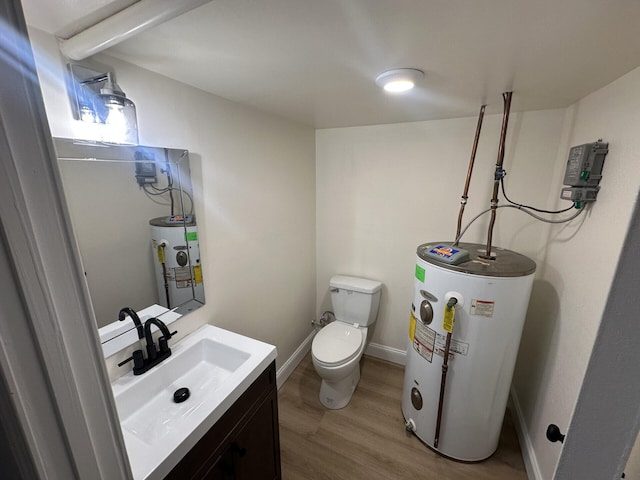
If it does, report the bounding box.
[278,354,528,480]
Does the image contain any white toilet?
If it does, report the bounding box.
[312,275,382,409]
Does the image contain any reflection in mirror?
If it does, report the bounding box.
[53,138,205,354]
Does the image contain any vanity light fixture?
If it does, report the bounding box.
[67,63,138,145]
[375,68,424,93]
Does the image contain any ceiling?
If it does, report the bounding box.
[20,0,640,128]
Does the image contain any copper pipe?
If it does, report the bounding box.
[434,297,458,449]
[434,330,452,448]
[483,92,513,258]
[158,243,171,308]
[164,150,175,216]
[454,104,486,245]
[161,261,171,308]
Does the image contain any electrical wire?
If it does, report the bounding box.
[516,203,587,223]
[142,184,194,214]
[160,187,193,215]
[142,188,171,205]
[178,189,194,215]
[500,177,574,214]
[143,184,170,196]
[148,184,171,193]
[455,203,587,244]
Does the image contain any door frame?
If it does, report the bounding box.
[0,1,131,478]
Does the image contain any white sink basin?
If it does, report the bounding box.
[110,324,277,480]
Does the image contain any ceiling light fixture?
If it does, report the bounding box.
[375,68,424,93]
[67,63,138,145]
[59,0,213,61]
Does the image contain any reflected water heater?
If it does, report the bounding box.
[149,215,204,309]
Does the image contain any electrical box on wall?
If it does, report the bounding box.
[135,162,157,185]
[561,140,608,204]
[560,186,600,203]
[134,150,157,186]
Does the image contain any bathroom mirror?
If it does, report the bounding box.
[53,138,205,349]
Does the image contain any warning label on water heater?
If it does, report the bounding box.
[434,333,469,358]
[412,319,435,363]
[470,299,495,317]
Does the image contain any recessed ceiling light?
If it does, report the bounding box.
[375,68,424,93]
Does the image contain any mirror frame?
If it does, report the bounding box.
[53,138,205,356]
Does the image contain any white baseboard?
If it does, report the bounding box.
[365,342,406,366]
[276,330,315,389]
[509,387,543,480]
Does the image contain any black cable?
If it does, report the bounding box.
[143,184,170,196]
[143,185,194,214]
[148,183,171,193]
[454,204,587,244]
[500,177,574,214]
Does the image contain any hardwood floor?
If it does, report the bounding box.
[278,354,528,480]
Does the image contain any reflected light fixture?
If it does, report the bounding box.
[67,63,138,145]
[375,68,424,93]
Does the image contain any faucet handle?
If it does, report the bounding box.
[158,331,177,354]
[158,336,169,354]
[146,342,157,361]
[117,349,144,369]
[117,357,131,368]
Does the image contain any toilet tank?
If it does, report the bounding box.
[329,275,382,326]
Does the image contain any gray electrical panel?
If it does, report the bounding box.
[560,186,600,203]
[561,140,608,204]
[135,161,157,186]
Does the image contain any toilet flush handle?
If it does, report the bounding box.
[330,287,339,293]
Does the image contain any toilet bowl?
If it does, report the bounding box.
[311,275,382,409]
[312,322,367,409]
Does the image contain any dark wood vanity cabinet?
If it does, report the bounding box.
[165,361,281,480]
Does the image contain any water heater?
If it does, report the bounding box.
[149,215,204,310]
[402,241,535,461]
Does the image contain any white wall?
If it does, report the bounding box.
[316,109,566,353]
[28,28,316,376]
[512,66,640,480]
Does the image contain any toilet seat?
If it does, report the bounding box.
[312,322,365,366]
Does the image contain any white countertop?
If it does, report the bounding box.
[110,324,277,480]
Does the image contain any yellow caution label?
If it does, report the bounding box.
[193,265,203,285]
[442,306,455,333]
[156,245,165,263]
[409,312,417,342]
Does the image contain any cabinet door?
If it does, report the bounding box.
[164,362,279,480]
[232,389,281,480]
[201,449,234,480]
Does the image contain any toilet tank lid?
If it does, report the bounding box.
[330,275,382,294]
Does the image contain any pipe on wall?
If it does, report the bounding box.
[454,104,486,245]
[59,0,213,60]
[483,91,512,258]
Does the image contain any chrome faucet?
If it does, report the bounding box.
[118,307,144,339]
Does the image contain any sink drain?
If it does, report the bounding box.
[173,387,190,403]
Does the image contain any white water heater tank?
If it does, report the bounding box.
[149,216,204,310]
[402,242,535,461]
